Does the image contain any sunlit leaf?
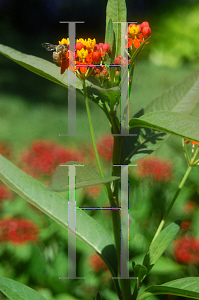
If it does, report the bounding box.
[139,277,199,300]
[0,276,47,300]
[0,154,118,276]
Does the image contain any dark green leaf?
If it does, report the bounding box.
[143,221,181,269]
[95,292,101,300]
[129,111,199,142]
[0,276,47,300]
[139,277,199,300]
[48,161,120,191]
[106,0,127,56]
[133,263,148,283]
[0,154,118,276]
[121,70,199,164]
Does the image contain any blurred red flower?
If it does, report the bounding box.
[184,200,198,215]
[89,134,113,163]
[83,185,102,200]
[0,185,12,201]
[181,221,191,231]
[0,142,11,158]
[89,253,108,273]
[0,218,39,245]
[136,156,173,182]
[174,235,199,264]
[20,140,85,177]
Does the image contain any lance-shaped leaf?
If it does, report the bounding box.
[121,70,199,164]
[0,154,118,276]
[105,18,116,63]
[48,161,120,191]
[106,0,127,56]
[129,111,199,142]
[143,221,181,270]
[0,276,47,300]
[0,44,84,91]
[138,277,199,300]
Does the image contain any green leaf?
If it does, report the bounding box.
[48,161,120,191]
[143,221,181,269]
[129,111,199,142]
[0,44,83,91]
[0,276,47,300]
[0,154,118,276]
[138,277,199,300]
[91,85,120,109]
[121,69,199,164]
[132,263,148,283]
[105,18,116,64]
[106,0,127,56]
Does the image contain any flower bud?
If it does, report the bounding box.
[92,51,101,62]
[76,42,84,51]
[100,68,108,76]
[141,21,150,30]
[98,43,104,51]
[142,26,151,38]
[121,57,128,67]
[102,43,111,53]
[114,55,121,65]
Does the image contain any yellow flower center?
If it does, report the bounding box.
[86,38,96,49]
[59,38,70,45]
[129,25,140,37]
[77,48,88,61]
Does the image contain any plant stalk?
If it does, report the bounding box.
[111,133,131,300]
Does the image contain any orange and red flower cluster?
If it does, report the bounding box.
[0,218,39,245]
[136,156,173,182]
[58,38,111,77]
[125,21,151,49]
[174,235,199,264]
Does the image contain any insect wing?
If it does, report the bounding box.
[41,42,57,51]
[61,59,67,74]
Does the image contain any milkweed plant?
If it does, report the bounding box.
[1,0,199,299]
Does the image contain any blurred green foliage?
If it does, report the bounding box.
[150,2,199,67]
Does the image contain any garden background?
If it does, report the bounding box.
[0,0,199,299]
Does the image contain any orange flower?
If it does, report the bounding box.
[185,140,199,146]
[125,24,144,48]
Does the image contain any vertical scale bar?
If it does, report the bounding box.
[120,22,129,136]
[59,164,85,280]
[59,22,84,137]
[68,24,76,136]
[112,21,137,137]
[68,165,76,278]
[112,164,137,280]
[120,165,129,278]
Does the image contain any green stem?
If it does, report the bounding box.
[82,79,104,178]
[111,134,131,300]
[152,164,192,243]
[83,80,123,299]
